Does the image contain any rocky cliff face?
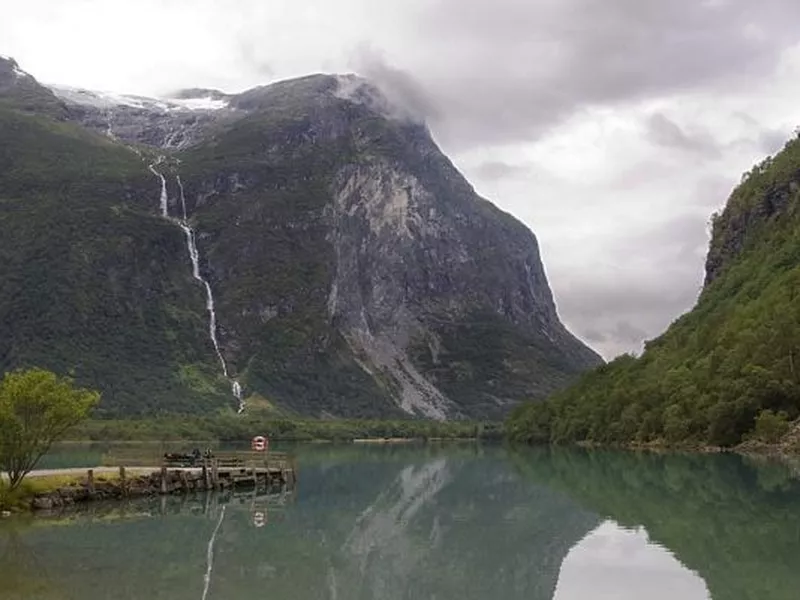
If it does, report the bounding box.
[704,147,800,285]
[0,57,600,419]
[325,118,598,418]
[0,55,67,118]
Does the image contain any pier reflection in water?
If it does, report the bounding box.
[1,444,799,600]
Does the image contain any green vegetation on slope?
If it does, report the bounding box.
[411,310,589,417]
[0,104,231,416]
[508,133,800,447]
[68,415,502,442]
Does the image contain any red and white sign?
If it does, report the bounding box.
[251,436,268,452]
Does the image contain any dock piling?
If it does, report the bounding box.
[203,459,211,488]
[211,462,219,490]
[119,466,127,497]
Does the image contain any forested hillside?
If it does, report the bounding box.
[508,133,800,447]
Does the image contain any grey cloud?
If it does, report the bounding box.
[580,322,651,349]
[757,127,794,155]
[646,213,710,262]
[694,175,737,209]
[582,329,607,344]
[349,45,441,123]
[561,279,701,358]
[612,321,649,345]
[238,39,273,79]
[732,113,796,154]
[559,278,700,326]
[607,160,680,190]
[614,122,795,194]
[645,113,723,158]
[471,160,532,181]
[395,0,800,148]
[554,214,708,357]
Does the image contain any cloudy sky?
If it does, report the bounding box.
[3,0,800,358]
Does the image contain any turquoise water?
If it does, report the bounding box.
[2,444,800,599]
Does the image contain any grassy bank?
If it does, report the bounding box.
[0,472,122,512]
[68,415,504,443]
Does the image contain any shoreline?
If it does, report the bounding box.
[2,458,297,514]
[561,438,800,460]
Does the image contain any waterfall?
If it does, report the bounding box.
[147,161,169,218]
[105,109,116,140]
[177,221,229,377]
[175,176,227,375]
[149,164,245,412]
[232,380,244,414]
[177,174,189,221]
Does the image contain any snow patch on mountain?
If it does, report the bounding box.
[168,96,229,111]
[48,84,228,112]
[0,55,32,80]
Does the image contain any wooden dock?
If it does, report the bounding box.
[170,451,298,490]
[24,450,298,510]
[101,450,298,494]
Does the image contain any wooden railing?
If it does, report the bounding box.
[162,451,292,471]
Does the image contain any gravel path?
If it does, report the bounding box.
[2,467,160,479]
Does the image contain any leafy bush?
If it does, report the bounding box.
[752,410,791,443]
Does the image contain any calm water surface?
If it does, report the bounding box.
[2,443,800,599]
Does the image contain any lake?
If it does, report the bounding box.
[2,443,799,599]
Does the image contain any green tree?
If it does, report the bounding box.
[752,409,791,443]
[0,368,99,490]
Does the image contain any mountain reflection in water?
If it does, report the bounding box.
[1,444,798,600]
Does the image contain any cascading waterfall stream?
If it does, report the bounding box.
[177,173,189,220]
[149,162,245,413]
[179,222,229,376]
[147,160,169,218]
[104,109,115,140]
[174,176,227,375]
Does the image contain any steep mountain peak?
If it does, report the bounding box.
[0,55,68,118]
[225,73,337,112]
[222,73,426,127]
[0,54,25,76]
[0,58,601,419]
[38,71,424,151]
[0,55,37,88]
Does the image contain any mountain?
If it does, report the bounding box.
[508,132,800,446]
[0,55,600,420]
